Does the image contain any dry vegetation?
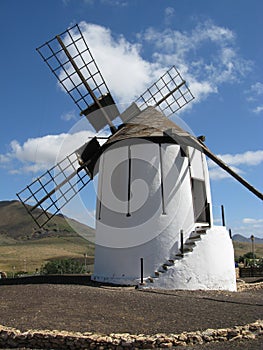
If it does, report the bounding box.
[0,236,94,274]
[233,241,263,260]
[0,201,95,274]
[0,199,262,276]
[0,234,262,275]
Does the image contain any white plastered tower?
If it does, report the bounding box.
[92,108,236,291]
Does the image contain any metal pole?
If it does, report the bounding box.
[221,205,226,226]
[127,147,131,217]
[180,229,184,255]
[140,258,144,284]
[84,253,87,273]
[251,235,255,266]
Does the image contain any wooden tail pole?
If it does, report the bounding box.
[198,140,263,201]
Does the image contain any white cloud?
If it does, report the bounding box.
[2,20,257,177]
[0,130,98,174]
[140,21,236,59]
[63,22,164,105]
[216,150,263,166]
[164,7,175,26]
[245,82,263,113]
[56,20,252,112]
[250,82,263,95]
[232,224,263,238]
[165,7,175,17]
[138,20,252,98]
[100,0,128,6]
[187,80,217,101]
[238,218,263,238]
[243,218,263,224]
[252,106,263,114]
[209,165,243,180]
[209,167,229,180]
[61,110,78,121]
[208,149,263,180]
[0,154,10,163]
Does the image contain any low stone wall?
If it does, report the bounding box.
[237,280,263,292]
[0,320,262,349]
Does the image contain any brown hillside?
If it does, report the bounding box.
[233,240,263,260]
[0,200,95,242]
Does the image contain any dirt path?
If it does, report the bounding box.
[0,284,262,335]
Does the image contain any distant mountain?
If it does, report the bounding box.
[0,200,95,242]
[1,200,261,246]
[232,234,263,244]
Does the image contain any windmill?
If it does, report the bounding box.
[17,24,263,291]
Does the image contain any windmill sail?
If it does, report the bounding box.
[17,137,102,228]
[134,66,194,119]
[36,24,119,133]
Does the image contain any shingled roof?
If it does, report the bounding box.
[105,106,202,150]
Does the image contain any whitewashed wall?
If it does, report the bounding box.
[92,139,213,285]
[144,226,237,291]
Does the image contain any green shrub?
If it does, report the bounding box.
[42,258,84,274]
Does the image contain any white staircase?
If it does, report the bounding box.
[144,226,208,285]
[140,225,237,291]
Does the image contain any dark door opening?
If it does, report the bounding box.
[191,178,210,224]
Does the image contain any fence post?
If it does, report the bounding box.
[140,258,144,284]
[221,205,226,226]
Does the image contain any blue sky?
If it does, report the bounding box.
[0,0,262,238]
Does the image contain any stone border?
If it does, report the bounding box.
[236,280,263,292]
[0,320,262,349]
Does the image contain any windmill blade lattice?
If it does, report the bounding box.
[17,149,93,228]
[36,24,119,132]
[135,66,194,118]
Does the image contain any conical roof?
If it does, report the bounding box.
[105,106,202,150]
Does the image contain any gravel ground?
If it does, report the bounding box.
[0,283,262,348]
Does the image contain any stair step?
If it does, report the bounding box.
[151,228,207,282]
[185,240,196,246]
[195,228,207,234]
[183,246,193,253]
[165,259,175,266]
[189,234,201,240]
[162,264,169,270]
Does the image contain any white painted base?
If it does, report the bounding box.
[92,226,237,291]
[143,226,237,291]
